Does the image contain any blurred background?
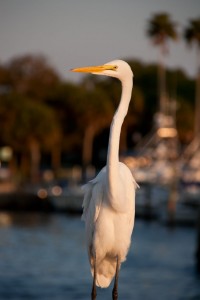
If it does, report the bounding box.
[0,1,200,299]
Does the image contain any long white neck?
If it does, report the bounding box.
[107,77,133,189]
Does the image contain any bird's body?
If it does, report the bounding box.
[71,60,138,299]
[82,162,137,288]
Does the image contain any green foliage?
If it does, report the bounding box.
[184,18,200,48]
[0,93,60,150]
[176,98,194,143]
[6,54,59,100]
[147,13,178,49]
[0,51,197,170]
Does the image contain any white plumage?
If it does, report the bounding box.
[71,60,138,299]
[82,163,138,287]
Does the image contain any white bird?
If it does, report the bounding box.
[71,60,138,300]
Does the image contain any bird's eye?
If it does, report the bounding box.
[113,66,118,71]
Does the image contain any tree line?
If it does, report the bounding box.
[0,14,199,182]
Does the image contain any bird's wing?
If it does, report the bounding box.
[81,169,105,223]
[81,182,93,221]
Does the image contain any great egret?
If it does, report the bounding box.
[71,60,138,300]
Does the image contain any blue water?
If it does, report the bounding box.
[0,213,199,300]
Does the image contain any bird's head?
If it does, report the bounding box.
[71,59,133,82]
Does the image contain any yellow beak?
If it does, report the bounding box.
[70,64,117,73]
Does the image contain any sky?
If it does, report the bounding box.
[0,0,200,82]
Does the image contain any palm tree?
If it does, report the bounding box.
[184,18,200,139]
[147,13,178,116]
